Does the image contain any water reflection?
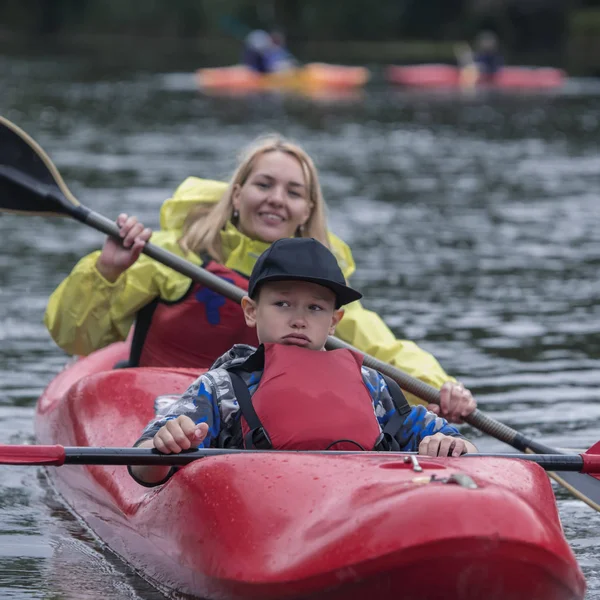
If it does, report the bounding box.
[0,469,165,600]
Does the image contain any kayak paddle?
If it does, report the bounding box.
[2,115,600,510]
[1,443,600,474]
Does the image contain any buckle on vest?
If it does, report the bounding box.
[376,433,400,452]
[247,427,272,450]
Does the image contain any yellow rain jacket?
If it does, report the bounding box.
[44,177,454,405]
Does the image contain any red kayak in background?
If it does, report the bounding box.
[386,64,565,90]
[35,341,586,600]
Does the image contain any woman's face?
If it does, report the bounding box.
[232,151,312,243]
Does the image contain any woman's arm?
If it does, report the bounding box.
[44,231,198,356]
[337,299,454,405]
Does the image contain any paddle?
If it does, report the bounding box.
[2,116,600,511]
[1,443,600,474]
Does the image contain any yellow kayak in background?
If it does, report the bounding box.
[195,63,370,92]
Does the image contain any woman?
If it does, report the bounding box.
[44,135,475,422]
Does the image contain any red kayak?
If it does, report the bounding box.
[386,64,565,89]
[35,342,586,600]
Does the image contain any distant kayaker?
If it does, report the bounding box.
[44,133,475,422]
[473,30,504,83]
[129,238,478,486]
[242,29,296,74]
[267,30,297,72]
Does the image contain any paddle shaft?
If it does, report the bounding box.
[2,444,600,472]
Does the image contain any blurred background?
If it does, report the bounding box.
[1,1,600,599]
[0,0,598,73]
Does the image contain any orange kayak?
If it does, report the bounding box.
[196,63,370,92]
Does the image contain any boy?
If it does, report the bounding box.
[130,238,477,486]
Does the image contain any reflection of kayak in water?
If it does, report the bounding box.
[196,64,370,92]
[386,64,565,89]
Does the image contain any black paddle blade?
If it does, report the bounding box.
[0,116,76,216]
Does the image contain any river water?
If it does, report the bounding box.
[0,43,599,599]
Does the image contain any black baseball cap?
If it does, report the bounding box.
[248,238,362,308]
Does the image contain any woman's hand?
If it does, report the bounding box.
[96,213,152,282]
[427,381,476,424]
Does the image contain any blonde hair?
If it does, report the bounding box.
[179,135,329,261]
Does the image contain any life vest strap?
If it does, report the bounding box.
[382,372,411,423]
[128,296,161,367]
[373,374,412,451]
[229,370,272,450]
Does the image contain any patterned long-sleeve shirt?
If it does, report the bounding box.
[137,345,463,451]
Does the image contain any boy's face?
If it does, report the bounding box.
[242,280,344,351]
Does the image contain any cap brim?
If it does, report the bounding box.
[256,275,362,306]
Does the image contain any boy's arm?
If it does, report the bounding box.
[129,438,169,487]
[129,373,219,486]
[397,404,478,456]
[394,404,466,452]
[137,374,220,445]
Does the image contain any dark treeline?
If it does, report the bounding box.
[1,0,599,71]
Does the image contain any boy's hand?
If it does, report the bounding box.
[153,416,209,454]
[427,381,476,424]
[418,433,477,457]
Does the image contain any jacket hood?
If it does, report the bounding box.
[210,344,258,370]
[160,177,228,233]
